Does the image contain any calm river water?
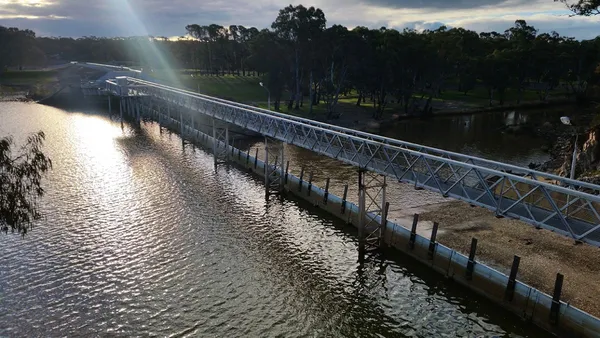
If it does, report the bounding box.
[0,102,551,337]
[385,108,568,167]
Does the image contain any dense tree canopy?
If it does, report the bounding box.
[2,5,600,118]
[0,27,45,72]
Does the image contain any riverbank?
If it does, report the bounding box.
[406,200,600,319]
[0,70,61,102]
[152,71,576,134]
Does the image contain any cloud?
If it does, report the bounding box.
[449,13,600,39]
[349,0,525,10]
[0,0,597,40]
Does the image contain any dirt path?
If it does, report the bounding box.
[413,201,600,318]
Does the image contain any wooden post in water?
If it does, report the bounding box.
[550,273,564,325]
[119,98,124,128]
[341,184,348,215]
[180,111,184,145]
[427,222,439,260]
[505,256,521,302]
[298,167,305,192]
[381,202,390,247]
[466,238,478,280]
[409,214,419,250]
[323,178,330,205]
[284,161,290,184]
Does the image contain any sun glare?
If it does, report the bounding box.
[107,0,183,88]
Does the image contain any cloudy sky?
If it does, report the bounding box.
[0,0,598,39]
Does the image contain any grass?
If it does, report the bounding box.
[152,70,267,102]
[0,70,58,85]
[150,70,573,121]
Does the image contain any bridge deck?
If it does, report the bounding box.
[105,77,600,247]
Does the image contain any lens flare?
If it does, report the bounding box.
[107,0,182,88]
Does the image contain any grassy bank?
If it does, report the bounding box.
[0,70,60,101]
[152,71,574,126]
[0,70,58,85]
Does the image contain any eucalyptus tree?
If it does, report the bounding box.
[1,132,52,237]
[272,5,326,110]
[557,0,600,15]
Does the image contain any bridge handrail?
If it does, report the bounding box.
[116,77,600,204]
[83,62,142,73]
[126,77,599,194]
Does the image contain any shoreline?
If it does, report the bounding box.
[316,97,578,133]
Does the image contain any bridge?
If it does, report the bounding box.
[77,64,600,248]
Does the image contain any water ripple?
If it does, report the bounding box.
[0,103,550,337]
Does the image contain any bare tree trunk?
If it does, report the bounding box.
[309,71,314,115]
[316,83,321,105]
[294,49,301,110]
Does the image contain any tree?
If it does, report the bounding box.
[272,5,326,110]
[0,26,39,72]
[556,0,600,15]
[1,132,52,236]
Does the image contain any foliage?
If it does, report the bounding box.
[2,5,600,119]
[0,27,45,72]
[557,0,600,15]
[0,131,52,236]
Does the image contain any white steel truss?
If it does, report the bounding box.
[358,171,387,250]
[105,77,600,247]
[264,137,285,196]
[212,119,229,167]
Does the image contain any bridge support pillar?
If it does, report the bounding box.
[119,98,124,128]
[358,170,387,254]
[264,137,285,197]
[134,98,141,125]
[212,118,229,167]
[179,111,185,143]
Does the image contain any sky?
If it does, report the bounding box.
[0,0,599,40]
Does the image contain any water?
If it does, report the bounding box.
[0,102,550,337]
[385,108,568,167]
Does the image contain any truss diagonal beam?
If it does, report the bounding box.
[105,77,600,247]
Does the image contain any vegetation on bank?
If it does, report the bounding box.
[150,70,576,127]
[0,70,60,101]
[2,2,600,121]
[0,70,57,84]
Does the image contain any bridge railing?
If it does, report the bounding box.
[123,77,600,196]
[106,77,600,246]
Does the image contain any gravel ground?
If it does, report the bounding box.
[419,201,600,318]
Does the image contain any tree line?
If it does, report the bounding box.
[184,6,600,117]
[1,4,600,118]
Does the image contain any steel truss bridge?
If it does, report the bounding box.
[96,75,600,248]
